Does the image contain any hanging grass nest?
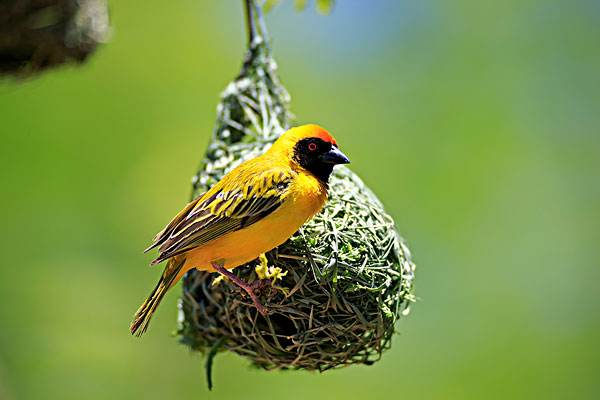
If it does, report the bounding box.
[0,0,109,76]
[178,1,415,375]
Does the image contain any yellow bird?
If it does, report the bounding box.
[130,124,350,336]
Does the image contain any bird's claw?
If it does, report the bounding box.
[250,278,271,290]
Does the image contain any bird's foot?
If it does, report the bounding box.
[211,262,268,316]
[250,277,271,290]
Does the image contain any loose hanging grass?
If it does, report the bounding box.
[178,0,415,376]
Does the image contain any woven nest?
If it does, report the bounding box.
[178,2,415,375]
[0,0,109,76]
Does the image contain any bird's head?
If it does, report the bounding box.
[268,124,350,183]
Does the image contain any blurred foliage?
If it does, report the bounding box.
[0,1,599,400]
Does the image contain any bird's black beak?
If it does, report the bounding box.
[320,146,350,165]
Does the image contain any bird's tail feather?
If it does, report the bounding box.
[130,257,185,337]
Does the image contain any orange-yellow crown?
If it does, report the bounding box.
[268,124,337,156]
[287,124,337,146]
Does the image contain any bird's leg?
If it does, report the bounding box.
[211,262,268,316]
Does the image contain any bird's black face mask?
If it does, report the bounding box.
[293,137,350,183]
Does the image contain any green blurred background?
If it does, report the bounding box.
[1,1,599,399]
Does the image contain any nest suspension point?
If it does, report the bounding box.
[178,0,416,376]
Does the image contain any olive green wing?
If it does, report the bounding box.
[147,167,293,265]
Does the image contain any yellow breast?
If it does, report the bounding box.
[184,171,327,272]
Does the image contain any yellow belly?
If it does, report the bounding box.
[183,176,326,272]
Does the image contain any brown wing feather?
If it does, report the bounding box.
[143,196,203,253]
[146,165,293,265]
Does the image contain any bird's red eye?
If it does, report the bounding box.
[308,143,317,151]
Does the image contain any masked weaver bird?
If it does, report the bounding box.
[130,124,350,336]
